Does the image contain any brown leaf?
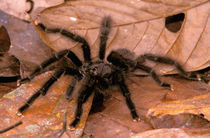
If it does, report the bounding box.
[0,25,10,54]
[0,82,17,98]
[132,128,210,138]
[0,54,20,77]
[148,113,210,129]
[0,0,65,21]
[0,72,93,137]
[147,93,210,121]
[0,10,54,77]
[36,0,210,73]
[0,24,20,78]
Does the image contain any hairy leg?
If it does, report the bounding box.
[107,50,136,71]
[38,23,91,62]
[70,79,95,127]
[107,51,129,70]
[138,54,197,80]
[107,51,171,89]
[116,74,140,121]
[18,68,65,114]
[20,49,82,84]
[64,76,78,101]
[136,63,171,89]
[64,67,83,101]
[99,16,112,60]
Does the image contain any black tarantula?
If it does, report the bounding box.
[18,16,197,128]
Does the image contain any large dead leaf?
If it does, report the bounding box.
[132,128,210,138]
[147,93,210,121]
[0,72,93,137]
[35,0,210,74]
[0,0,64,21]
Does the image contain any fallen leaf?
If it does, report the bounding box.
[147,93,210,121]
[0,54,20,77]
[132,128,210,138]
[0,0,65,21]
[0,10,54,78]
[0,25,10,54]
[35,0,210,73]
[0,72,93,137]
[148,113,210,129]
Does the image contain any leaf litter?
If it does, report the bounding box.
[0,0,210,137]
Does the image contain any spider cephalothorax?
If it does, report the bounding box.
[18,16,197,128]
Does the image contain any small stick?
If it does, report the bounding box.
[58,112,67,138]
[0,121,23,134]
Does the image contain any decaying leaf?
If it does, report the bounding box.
[148,113,210,129]
[35,0,210,74]
[0,25,10,54]
[132,128,210,138]
[0,25,20,78]
[0,72,93,137]
[147,93,210,121]
[0,54,20,77]
[0,0,65,21]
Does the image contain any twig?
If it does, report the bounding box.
[58,112,67,138]
[0,121,23,134]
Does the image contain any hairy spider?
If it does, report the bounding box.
[17,16,197,128]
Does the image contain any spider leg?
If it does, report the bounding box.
[136,63,171,89]
[64,67,83,101]
[107,51,129,70]
[108,51,171,89]
[38,23,91,62]
[70,79,95,127]
[116,74,140,122]
[64,76,78,101]
[99,16,112,60]
[18,68,65,114]
[138,54,197,80]
[20,49,82,84]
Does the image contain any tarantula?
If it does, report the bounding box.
[17,16,196,128]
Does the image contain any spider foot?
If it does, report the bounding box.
[65,95,73,101]
[161,83,173,91]
[69,119,79,130]
[16,111,24,117]
[133,117,141,122]
[183,73,201,81]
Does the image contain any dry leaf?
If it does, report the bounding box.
[148,113,210,129]
[0,0,65,21]
[35,0,210,74]
[0,72,93,137]
[0,54,20,77]
[147,93,210,121]
[0,25,10,54]
[132,128,210,138]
